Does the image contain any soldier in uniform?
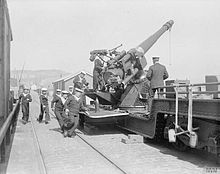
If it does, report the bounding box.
[73,71,89,105]
[68,85,74,95]
[146,56,169,94]
[73,71,88,90]
[146,57,169,111]
[19,87,32,124]
[63,88,88,138]
[51,89,64,131]
[93,58,104,91]
[37,88,50,124]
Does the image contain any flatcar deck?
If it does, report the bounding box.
[83,110,129,118]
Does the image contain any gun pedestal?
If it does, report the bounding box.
[95,97,100,113]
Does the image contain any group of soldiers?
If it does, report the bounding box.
[19,56,168,137]
[50,87,88,138]
[19,71,89,138]
[92,55,169,100]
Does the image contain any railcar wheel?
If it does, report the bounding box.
[172,138,188,152]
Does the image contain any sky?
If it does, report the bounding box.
[7,0,220,83]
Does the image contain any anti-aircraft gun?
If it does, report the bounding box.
[87,20,174,108]
[83,20,220,164]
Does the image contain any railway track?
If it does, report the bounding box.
[29,113,48,174]
[28,93,218,174]
[76,133,127,174]
[29,97,128,174]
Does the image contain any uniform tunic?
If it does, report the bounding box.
[73,75,88,90]
[51,94,64,111]
[93,59,104,90]
[38,94,50,122]
[19,93,32,121]
[146,62,169,112]
[64,95,86,135]
[51,94,65,128]
[73,75,88,105]
[146,63,169,90]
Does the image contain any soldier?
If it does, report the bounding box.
[63,88,88,138]
[68,85,74,96]
[73,71,88,90]
[146,56,169,94]
[73,71,89,106]
[19,87,32,124]
[51,89,64,131]
[93,58,104,91]
[146,57,169,111]
[37,88,50,124]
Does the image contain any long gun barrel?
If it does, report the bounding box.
[110,20,174,67]
[121,20,174,85]
[91,20,174,89]
[136,20,174,54]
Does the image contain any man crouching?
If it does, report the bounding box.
[63,88,88,138]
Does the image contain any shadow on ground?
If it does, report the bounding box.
[78,124,131,136]
[144,138,220,168]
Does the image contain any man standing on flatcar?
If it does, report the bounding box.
[147,56,169,94]
[19,87,32,124]
[37,88,50,124]
[73,71,88,90]
[92,58,104,91]
[146,56,169,111]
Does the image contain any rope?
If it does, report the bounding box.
[169,28,172,66]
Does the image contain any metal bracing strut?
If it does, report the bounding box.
[187,86,193,133]
[174,85,179,131]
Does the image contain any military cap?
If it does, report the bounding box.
[62,90,69,94]
[56,89,61,92]
[41,88,47,91]
[24,86,29,90]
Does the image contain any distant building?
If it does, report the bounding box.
[31,84,37,91]
[52,71,93,92]
[205,75,220,98]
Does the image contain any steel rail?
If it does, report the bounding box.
[48,100,127,173]
[30,98,48,174]
[24,93,126,173]
[77,133,127,174]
